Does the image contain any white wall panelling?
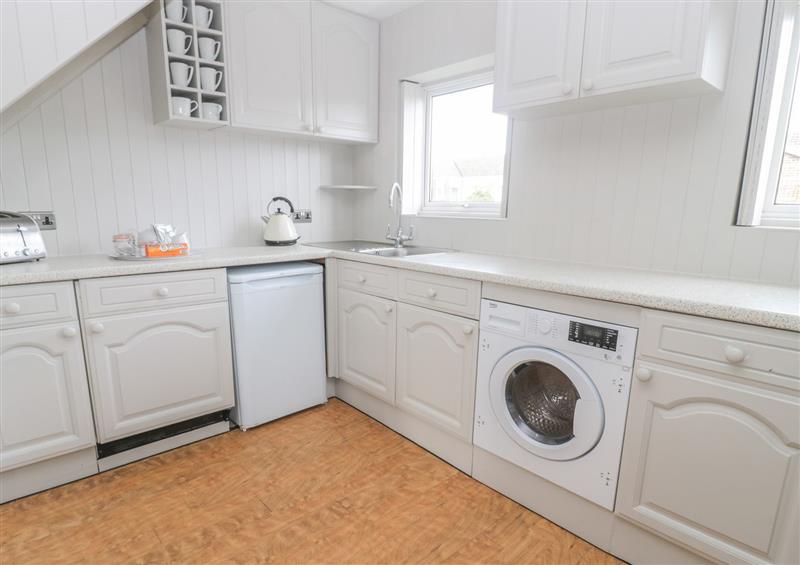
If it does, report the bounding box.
[1,29,356,256]
[0,0,150,111]
[353,0,800,286]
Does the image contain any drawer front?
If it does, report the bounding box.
[0,282,77,329]
[338,260,398,299]
[639,310,800,390]
[79,269,228,317]
[398,270,481,319]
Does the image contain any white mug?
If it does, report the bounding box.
[169,62,193,87]
[171,96,198,117]
[202,102,223,121]
[194,5,213,29]
[164,0,186,22]
[198,37,221,61]
[200,67,223,91]
[166,29,192,55]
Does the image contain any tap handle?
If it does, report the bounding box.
[385,223,392,239]
[407,225,415,240]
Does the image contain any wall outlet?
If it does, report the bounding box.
[21,211,57,230]
[292,209,312,223]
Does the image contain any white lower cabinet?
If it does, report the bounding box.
[0,321,96,471]
[396,303,478,441]
[83,302,235,443]
[616,362,799,564]
[337,288,396,404]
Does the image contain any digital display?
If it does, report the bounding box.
[568,321,618,351]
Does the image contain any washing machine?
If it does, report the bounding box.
[474,299,638,511]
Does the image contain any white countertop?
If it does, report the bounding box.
[1,245,797,332]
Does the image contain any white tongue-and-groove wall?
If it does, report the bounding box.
[353,0,800,286]
[0,28,356,256]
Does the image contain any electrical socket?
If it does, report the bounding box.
[292,209,312,223]
[21,211,57,230]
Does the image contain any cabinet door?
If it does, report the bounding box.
[617,362,800,564]
[580,1,706,97]
[396,304,478,441]
[312,2,379,142]
[84,303,234,443]
[0,322,96,471]
[494,0,586,110]
[225,0,314,133]
[337,289,396,404]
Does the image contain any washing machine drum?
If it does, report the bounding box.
[489,346,605,461]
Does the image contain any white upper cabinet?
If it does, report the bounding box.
[224,0,378,143]
[312,2,379,142]
[494,0,736,117]
[494,0,586,110]
[0,322,96,472]
[226,0,314,134]
[1,0,150,111]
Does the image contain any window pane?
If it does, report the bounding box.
[777,62,800,205]
[428,84,508,206]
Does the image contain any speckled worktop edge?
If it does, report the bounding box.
[1,245,798,332]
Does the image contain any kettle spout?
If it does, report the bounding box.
[261,215,270,223]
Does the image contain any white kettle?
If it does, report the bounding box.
[261,196,300,245]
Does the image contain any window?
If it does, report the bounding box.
[739,0,800,228]
[400,70,511,218]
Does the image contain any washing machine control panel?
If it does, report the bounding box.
[568,321,618,351]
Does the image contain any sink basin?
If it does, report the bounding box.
[306,240,446,257]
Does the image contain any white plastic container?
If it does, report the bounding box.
[227,262,326,430]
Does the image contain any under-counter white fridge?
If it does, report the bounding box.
[227,262,327,430]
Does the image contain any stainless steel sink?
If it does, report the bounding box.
[306,240,446,257]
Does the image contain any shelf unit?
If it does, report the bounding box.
[146,0,229,129]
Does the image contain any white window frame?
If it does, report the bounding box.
[398,67,512,220]
[738,0,800,228]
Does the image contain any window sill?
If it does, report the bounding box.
[411,211,508,221]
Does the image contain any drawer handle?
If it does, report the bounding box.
[156,287,170,297]
[384,305,393,313]
[635,367,653,382]
[463,326,474,335]
[723,345,746,364]
[3,302,21,314]
[358,275,367,284]
[561,83,573,95]
[61,327,77,338]
[426,288,438,299]
[91,323,105,334]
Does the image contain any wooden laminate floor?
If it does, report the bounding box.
[0,399,622,564]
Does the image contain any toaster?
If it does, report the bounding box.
[0,212,47,264]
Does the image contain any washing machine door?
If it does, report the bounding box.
[489,346,604,461]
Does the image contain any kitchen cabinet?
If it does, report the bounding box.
[312,1,379,142]
[337,288,397,404]
[225,0,313,134]
[396,304,478,441]
[82,302,235,443]
[0,322,96,471]
[494,0,736,117]
[494,0,586,109]
[617,310,800,565]
[225,0,378,142]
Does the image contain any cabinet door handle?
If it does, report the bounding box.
[561,83,573,95]
[91,323,105,334]
[426,288,437,299]
[384,304,393,313]
[582,78,594,91]
[723,345,746,364]
[156,287,170,297]
[358,275,367,284]
[3,302,21,314]
[463,326,474,335]
[61,327,77,338]
[305,124,315,132]
[635,367,652,382]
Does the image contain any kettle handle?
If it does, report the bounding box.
[266,196,295,218]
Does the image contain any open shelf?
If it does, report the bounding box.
[320,185,377,190]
